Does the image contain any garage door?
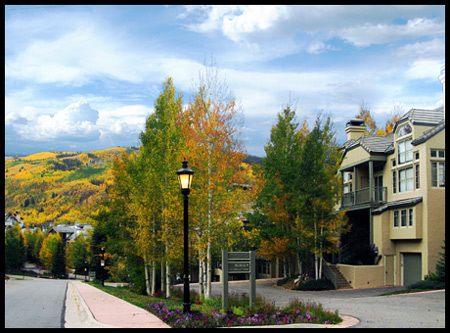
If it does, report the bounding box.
[402,253,422,286]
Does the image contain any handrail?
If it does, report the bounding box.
[341,186,386,208]
[322,260,338,290]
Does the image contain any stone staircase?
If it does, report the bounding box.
[328,264,352,289]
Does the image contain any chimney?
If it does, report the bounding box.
[345,119,366,141]
[439,65,445,115]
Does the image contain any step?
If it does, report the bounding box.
[329,264,352,289]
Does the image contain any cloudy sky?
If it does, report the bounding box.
[5,5,445,157]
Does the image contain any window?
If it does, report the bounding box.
[414,151,420,160]
[431,162,445,187]
[398,139,413,164]
[393,208,414,228]
[393,210,399,227]
[399,167,413,192]
[431,149,445,158]
[401,209,407,227]
[392,171,397,193]
[398,124,412,137]
[343,172,352,182]
[415,164,420,189]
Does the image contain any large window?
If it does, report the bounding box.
[399,167,414,192]
[393,208,414,228]
[398,138,413,164]
[431,162,445,187]
[431,149,445,188]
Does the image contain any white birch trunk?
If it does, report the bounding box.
[144,255,151,296]
[165,260,171,298]
[151,260,156,295]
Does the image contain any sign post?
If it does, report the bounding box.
[222,250,256,309]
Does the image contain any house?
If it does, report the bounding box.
[48,221,93,244]
[5,211,25,229]
[335,68,445,288]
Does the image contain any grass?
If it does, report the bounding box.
[88,282,342,328]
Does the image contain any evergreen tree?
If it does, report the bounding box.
[295,112,348,280]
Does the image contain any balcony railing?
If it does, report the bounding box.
[341,187,386,208]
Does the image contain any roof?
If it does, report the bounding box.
[372,197,423,215]
[341,106,445,156]
[394,107,444,130]
[341,132,394,155]
[412,119,445,146]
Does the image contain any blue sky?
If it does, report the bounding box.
[5,5,445,157]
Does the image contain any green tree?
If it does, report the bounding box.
[66,234,89,274]
[184,61,249,298]
[5,225,25,271]
[39,232,66,277]
[255,105,303,276]
[295,113,348,280]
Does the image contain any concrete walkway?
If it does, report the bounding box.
[64,281,170,328]
[64,280,358,328]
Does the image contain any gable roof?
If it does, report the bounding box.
[394,107,444,130]
[341,106,445,157]
[341,132,394,155]
[412,119,445,146]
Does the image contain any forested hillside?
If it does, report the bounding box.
[4,147,137,226]
[5,147,258,227]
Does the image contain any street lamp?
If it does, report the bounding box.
[176,158,194,313]
[100,247,105,286]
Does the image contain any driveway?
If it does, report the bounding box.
[194,280,445,328]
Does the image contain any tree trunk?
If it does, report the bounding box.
[165,260,171,298]
[151,260,156,295]
[206,145,213,299]
[296,238,302,275]
[161,261,165,293]
[144,255,151,296]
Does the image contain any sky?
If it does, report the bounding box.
[5,5,445,157]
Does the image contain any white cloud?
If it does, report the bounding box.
[395,38,445,59]
[306,41,339,54]
[335,18,444,47]
[404,60,444,81]
[180,5,445,53]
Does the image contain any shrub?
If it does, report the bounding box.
[276,275,295,286]
[292,278,335,291]
[407,280,445,290]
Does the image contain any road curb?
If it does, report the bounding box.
[64,281,121,328]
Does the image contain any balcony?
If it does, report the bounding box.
[341,186,387,208]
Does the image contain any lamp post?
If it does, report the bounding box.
[176,158,194,313]
[100,247,105,287]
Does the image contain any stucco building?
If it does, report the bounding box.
[336,67,445,288]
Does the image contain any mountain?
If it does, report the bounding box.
[5,147,258,227]
[4,147,136,227]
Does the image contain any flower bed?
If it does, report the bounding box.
[147,301,339,328]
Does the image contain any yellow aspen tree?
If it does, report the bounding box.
[183,61,249,299]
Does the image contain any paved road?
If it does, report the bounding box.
[5,277,68,328]
[192,280,445,328]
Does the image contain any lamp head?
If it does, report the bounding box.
[176,158,194,195]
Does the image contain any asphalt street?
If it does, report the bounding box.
[196,280,446,328]
[5,277,67,328]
